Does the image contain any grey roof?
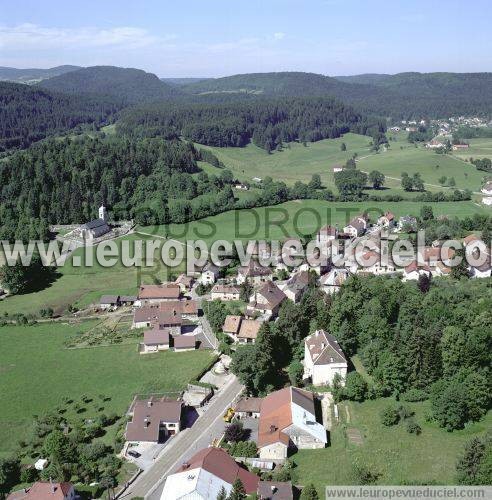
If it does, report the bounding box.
[257,481,294,500]
[100,295,119,304]
[82,218,109,230]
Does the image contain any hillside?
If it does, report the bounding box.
[0,81,121,151]
[38,65,181,104]
[0,65,81,84]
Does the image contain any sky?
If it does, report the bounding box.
[1,0,492,78]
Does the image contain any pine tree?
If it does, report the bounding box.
[228,478,246,500]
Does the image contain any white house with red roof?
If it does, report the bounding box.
[258,387,327,460]
[377,211,395,228]
[343,215,368,238]
[303,330,347,386]
[161,447,259,499]
[7,482,74,500]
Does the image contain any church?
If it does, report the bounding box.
[79,206,111,240]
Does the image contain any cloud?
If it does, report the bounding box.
[273,32,285,40]
[0,23,174,51]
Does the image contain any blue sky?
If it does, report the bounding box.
[1,0,491,77]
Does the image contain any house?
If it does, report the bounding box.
[426,140,445,149]
[332,164,344,173]
[359,250,396,275]
[173,335,197,351]
[132,305,160,329]
[199,262,221,285]
[126,397,182,443]
[316,225,337,245]
[463,234,480,247]
[211,284,241,301]
[402,261,432,281]
[258,387,327,460]
[434,261,452,277]
[319,268,350,295]
[237,260,273,285]
[223,315,243,338]
[100,295,120,310]
[247,281,286,318]
[398,215,418,232]
[132,304,184,333]
[235,183,249,190]
[481,182,492,196]
[235,397,263,419]
[483,197,492,206]
[237,319,263,344]
[258,481,294,500]
[281,271,310,303]
[136,283,181,305]
[175,274,194,293]
[7,482,75,500]
[120,295,137,306]
[343,215,368,238]
[452,144,469,150]
[161,447,259,499]
[377,212,395,228]
[140,327,170,353]
[160,300,200,321]
[80,218,111,240]
[303,330,347,386]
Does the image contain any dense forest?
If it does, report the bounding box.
[229,276,491,432]
[38,66,181,104]
[117,97,387,150]
[0,82,121,151]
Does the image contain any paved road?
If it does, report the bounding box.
[120,375,243,500]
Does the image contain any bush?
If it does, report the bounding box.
[229,440,257,458]
[380,406,400,426]
[20,467,38,483]
[405,420,422,435]
[396,404,414,420]
[343,372,368,402]
[401,389,428,402]
[224,422,245,443]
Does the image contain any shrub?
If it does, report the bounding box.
[224,422,245,443]
[396,404,414,420]
[405,420,422,435]
[380,406,400,426]
[401,389,428,402]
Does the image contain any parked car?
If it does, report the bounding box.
[128,450,141,458]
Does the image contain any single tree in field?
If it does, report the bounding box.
[412,173,425,191]
[438,175,447,185]
[448,177,456,187]
[340,142,347,151]
[368,170,385,189]
[401,172,413,191]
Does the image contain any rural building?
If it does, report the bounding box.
[481,182,492,195]
[173,335,197,351]
[140,327,171,353]
[175,274,194,292]
[452,144,469,150]
[332,164,344,173]
[211,284,241,301]
[159,300,199,321]
[258,387,327,460]
[402,261,432,281]
[319,268,350,294]
[316,225,337,245]
[237,260,273,285]
[222,315,242,338]
[377,212,395,228]
[281,271,310,303]
[234,397,262,419]
[161,447,259,499]
[343,215,368,238]
[257,481,294,500]
[303,330,347,386]
[482,197,492,206]
[199,263,221,285]
[79,218,111,240]
[237,319,262,344]
[132,305,160,329]
[136,283,181,305]
[7,482,75,500]
[463,234,480,247]
[247,281,286,318]
[126,397,182,443]
[99,295,120,310]
[469,255,492,278]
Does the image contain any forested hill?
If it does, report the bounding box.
[116,97,387,150]
[0,82,121,152]
[181,71,377,98]
[38,66,181,104]
[0,65,81,83]
[183,71,492,119]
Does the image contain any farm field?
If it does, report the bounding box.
[0,321,214,455]
[293,397,492,493]
[197,132,486,193]
[451,137,492,160]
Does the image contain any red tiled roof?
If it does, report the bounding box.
[223,315,242,334]
[238,319,262,340]
[138,284,180,300]
[143,327,170,345]
[173,335,196,349]
[7,482,73,500]
[176,447,259,494]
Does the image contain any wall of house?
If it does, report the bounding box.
[312,362,347,386]
[259,442,288,460]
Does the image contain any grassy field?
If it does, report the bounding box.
[451,137,492,161]
[293,398,491,492]
[0,321,214,455]
[197,132,487,193]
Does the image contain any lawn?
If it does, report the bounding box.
[293,398,491,493]
[451,137,492,161]
[0,321,214,455]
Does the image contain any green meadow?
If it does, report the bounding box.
[293,397,491,493]
[0,321,214,455]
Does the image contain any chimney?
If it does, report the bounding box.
[321,342,325,349]
[271,485,277,494]
[50,477,55,495]
[147,400,153,407]
[270,424,277,433]
[144,417,150,427]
